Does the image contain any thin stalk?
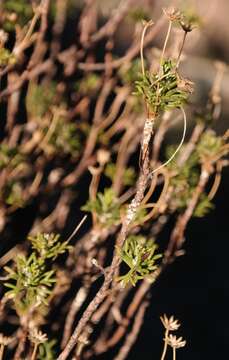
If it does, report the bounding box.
[160,329,169,360]
[140,21,154,77]
[23,12,40,44]
[176,31,187,69]
[173,346,176,360]
[13,10,41,56]
[31,343,38,360]
[150,106,187,177]
[159,20,172,71]
[155,19,172,108]
[65,215,87,243]
[208,163,222,200]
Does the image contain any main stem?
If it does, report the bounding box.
[57,19,158,360]
[57,113,154,360]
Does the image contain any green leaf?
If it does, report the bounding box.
[117,235,162,287]
[82,188,121,227]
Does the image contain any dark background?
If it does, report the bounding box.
[128,168,229,360]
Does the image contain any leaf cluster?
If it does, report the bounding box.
[166,130,224,217]
[38,339,57,360]
[28,233,71,260]
[135,60,193,114]
[105,163,136,186]
[26,81,81,156]
[82,188,121,227]
[47,116,81,157]
[3,181,25,207]
[3,0,33,30]
[0,144,25,170]
[128,8,151,23]
[117,235,162,286]
[118,59,141,85]
[166,147,207,215]
[0,47,16,67]
[196,130,224,162]
[3,233,71,315]
[26,82,57,118]
[75,73,101,95]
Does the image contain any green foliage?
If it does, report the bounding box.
[48,116,81,156]
[166,146,199,213]
[4,253,55,313]
[3,0,33,30]
[28,233,72,260]
[128,8,151,23]
[4,181,25,207]
[75,73,101,95]
[26,82,56,117]
[0,48,16,67]
[0,145,27,207]
[3,233,71,315]
[135,60,193,114]
[38,339,57,360]
[82,188,120,226]
[166,136,218,217]
[117,235,162,287]
[105,163,136,186]
[26,82,81,156]
[0,144,25,170]
[193,194,214,217]
[196,130,224,161]
[118,60,144,113]
[118,59,141,85]
[132,207,147,225]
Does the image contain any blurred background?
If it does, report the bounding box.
[1,0,229,359]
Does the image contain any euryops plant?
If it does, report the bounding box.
[0,1,228,359]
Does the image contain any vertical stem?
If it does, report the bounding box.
[14,326,28,360]
[173,347,176,360]
[140,21,154,77]
[155,19,172,108]
[31,343,38,360]
[0,345,5,360]
[176,31,187,69]
[160,329,169,360]
[159,21,172,72]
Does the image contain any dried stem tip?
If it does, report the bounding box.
[166,334,186,349]
[160,314,180,331]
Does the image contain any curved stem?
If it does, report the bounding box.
[141,172,158,205]
[136,169,170,225]
[208,162,222,200]
[150,106,187,177]
[140,21,154,77]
